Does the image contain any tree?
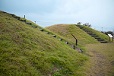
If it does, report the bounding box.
[83,23,91,27]
[77,22,81,25]
[105,31,113,35]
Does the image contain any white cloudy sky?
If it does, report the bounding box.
[0,0,114,31]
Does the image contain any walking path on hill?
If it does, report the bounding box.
[85,43,114,76]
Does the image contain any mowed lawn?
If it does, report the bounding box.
[84,42,114,76]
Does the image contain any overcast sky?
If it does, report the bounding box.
[0,0,114,31]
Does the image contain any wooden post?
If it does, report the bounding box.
[76,39,78,46]
[71,34,78,46]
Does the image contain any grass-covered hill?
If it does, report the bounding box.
[0,11,88,76]
[76,25,109,43]
[46,24,99,46]
[46,24,109,46]
[46,23,114,76]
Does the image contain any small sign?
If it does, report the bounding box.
[108,34,113,38]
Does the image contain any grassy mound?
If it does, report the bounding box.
[76,25,109,43]
[0,11,87,76]
[46,24,99,46]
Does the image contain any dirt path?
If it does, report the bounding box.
[85,43,114,76]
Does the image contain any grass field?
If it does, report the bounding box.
[77,25,109,42]
[47,24,114,76]
[0,11,114,76]
[46,24,99,47]
[0,11,88,76]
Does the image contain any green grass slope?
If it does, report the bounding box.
[46,24,99,46]
[0,11,87,76]
[76,25,109,43]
